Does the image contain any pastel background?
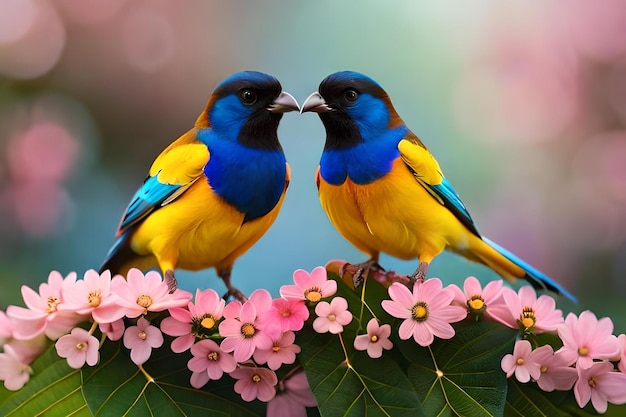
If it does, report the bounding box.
[1,1,625,331]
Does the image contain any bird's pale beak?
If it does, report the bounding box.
[300,92,331,114]
[268,91,300,113]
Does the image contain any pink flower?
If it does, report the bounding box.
[265,298,309,333]
[381,279,467,347]
[353,318,393,358]
[531,345,578,392]
[219,294,273,362]
[0,310,15,343]
[110,269,191,319]
[55,327,100,369]
[187,339,237,388]
[0,344,33,390]
[616,334,626,374]
[231,365,278,402]
[161,288,225,353]
[59,269,126,325]
[501,340,544,383]
[574,362,626,414]
[6,271,83,340]
[312,297,352,334]
[451,276,508,320]
[4,336,48,365]
[99,318,125,341]
[253,331,301,370]
[280,267,337,303]
[123,316,163,365]
[556,311,619,370]
[490,286,564,334]
[267,371,317,417]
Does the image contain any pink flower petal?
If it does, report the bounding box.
[190,370,210,389]
[381,300,411,319]
[388,283,415,308]
[129,341,152,365]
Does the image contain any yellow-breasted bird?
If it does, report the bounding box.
[301,71,575,301]
[100,71,299,300]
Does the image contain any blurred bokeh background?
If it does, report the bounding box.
[1,1,625,331]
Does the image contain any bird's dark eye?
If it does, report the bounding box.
[344,89,358,103]
[239,89,257,105]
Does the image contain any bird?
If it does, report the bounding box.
[301,70,575,301]
[100,71,299,300]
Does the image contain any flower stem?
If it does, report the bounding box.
[138,364,155,383]
[88,321,99,335]
[358,274,379,323]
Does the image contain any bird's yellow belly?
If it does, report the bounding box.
[318,159,469,260]
[130,179,283,272]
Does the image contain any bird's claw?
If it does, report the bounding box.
[165,269,178,294]
[409,261,429,286]
[223,287,248,303]
[339,260,384,288]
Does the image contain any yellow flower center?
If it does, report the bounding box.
[588,376,597,387]
[519,306,536,330]
[272,345,281,352]
[88,291,102,307]
[304,288,322,303]
[370,335,379,343]
[207,351,219,361]
[411,302,429,321]
[201,316,216,329]
[241,323,256,338]
[252,374,261,383]
[75,342,85,351]
[540,366,548,373]
[136,294,153,308]
[468,295,485,312]
[516,358,525,366]
[46,296,60,313]
[327,314,336,321]
[138,331,147,340]
[281,309,291,318]
[578,346,590,356]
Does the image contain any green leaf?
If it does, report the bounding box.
[0,344,90,417]
[81,337,266,417]
[299,331,424,417]
[504,379,607,417]
[403,321,517,417]
[299,276,424,417]
[0,333,268,417]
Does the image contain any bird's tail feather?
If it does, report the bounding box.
[99,232,156,276]
[475,236,576,302]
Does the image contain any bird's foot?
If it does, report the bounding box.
[218,268,247,303]
[409,262,429,286]
[372,270,411,288]
[340,259,384,288]
[164,269,178,294]
[222,286,248,303]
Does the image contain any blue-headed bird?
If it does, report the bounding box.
[301,71,575,301]
[100,71,299,300]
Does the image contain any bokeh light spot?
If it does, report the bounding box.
[0,0,35,44]
[122,7,175,73]
[8,182,73,238]
[0,0,66,79]
[7,122,80,183]
[56,0,127,26]
[565,0,626,61]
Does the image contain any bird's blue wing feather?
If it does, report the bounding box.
[428,177,481,237]
[398,138,481,237]
[483,237,577,302]
[117,174,181,234]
